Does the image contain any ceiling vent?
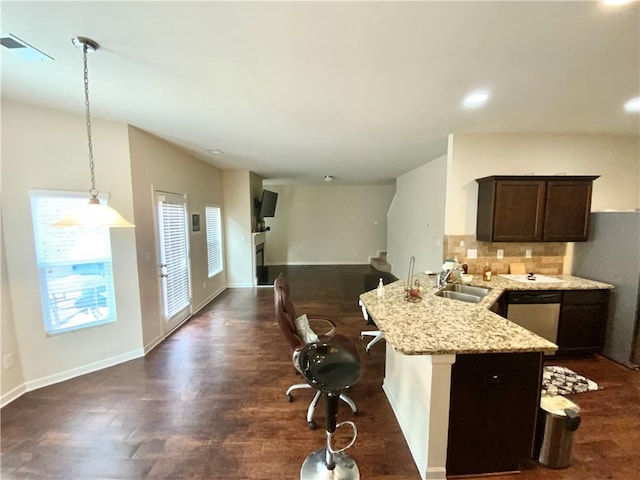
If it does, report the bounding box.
[0,33,53,62]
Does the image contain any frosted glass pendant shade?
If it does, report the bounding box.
[54,198,135,227]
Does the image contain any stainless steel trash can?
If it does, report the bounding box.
[535,395,581,469]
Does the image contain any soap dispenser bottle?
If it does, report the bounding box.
[377,278,386,299]
[482,262,492,282]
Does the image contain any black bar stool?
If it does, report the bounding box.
[298,341,361,480]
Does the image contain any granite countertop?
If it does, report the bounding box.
[358,273,613,356]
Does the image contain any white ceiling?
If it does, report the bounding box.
[2,1,638,185]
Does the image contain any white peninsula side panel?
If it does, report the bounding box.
[383,346,455,480]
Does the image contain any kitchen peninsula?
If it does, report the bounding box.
[359,273,612,480]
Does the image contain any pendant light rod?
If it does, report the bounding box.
[73,36,100,201]
[54,36,134,227]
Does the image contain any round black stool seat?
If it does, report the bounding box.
[299,342,361,392]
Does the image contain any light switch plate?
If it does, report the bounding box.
[497,249,504,259]
[467,248,477,259]
[525,249,532,258]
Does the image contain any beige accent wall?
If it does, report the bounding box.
[445,133,640,236]
[1,100,143,391]
[250,172,263,232]
[387,155,447,279]
[128,127,226,350]
[223,170,255,287]
[264,184,395,265]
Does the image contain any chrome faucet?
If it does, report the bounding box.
[436,269,453,288]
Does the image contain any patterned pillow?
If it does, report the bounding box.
[295,314,319,344]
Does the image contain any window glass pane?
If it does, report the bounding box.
[205,205,223,277]
[30,192,117,334]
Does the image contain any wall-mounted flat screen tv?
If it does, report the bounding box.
[259,189,278,218]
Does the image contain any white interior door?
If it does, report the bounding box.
[155,191,192,334]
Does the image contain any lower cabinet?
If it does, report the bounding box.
[557,289,610,356]
[447,352,543,476]
[498,288,610,357]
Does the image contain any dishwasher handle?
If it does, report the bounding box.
[507,291,562,304]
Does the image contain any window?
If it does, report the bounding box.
[30,191,117,335]
[205,205,223,277]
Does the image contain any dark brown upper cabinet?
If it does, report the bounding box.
[476,176,599,242]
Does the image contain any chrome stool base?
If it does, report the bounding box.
[300,449,360,480]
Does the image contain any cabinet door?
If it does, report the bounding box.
[557,290,609,356]
[543,180,593,242]
[490,180,546,242]
[557,304,608,354]
[447,352,543,476]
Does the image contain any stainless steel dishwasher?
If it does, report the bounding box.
[506,291,562,350]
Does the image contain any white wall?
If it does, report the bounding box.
[223,170,254,287]
[128,127,226,351]
[264,184,395,265]
[1,227,25,406]
[387,155,447,280]
[1,100,143,392]
[445,133,640,235]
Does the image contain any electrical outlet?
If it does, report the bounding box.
[525,249,532,258]
[3,353,15,370]
[459,240,465,247]
[497,249,504,259]
[467,248,478,259]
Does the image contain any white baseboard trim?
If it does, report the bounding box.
[226,282,254,288]
[193,285,226,313]
[1,384,27,408]
[143,333,165,355]
[4,348,145,408]
[145,285,228,354]
[266,261,370,266]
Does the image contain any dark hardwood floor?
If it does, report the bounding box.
[2,265,639,479]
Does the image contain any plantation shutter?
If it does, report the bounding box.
[158,195,190,318]
[205,205,223,277]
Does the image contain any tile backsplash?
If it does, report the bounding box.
[444,235,566,275]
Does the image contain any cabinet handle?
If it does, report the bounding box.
[485,374,505,385]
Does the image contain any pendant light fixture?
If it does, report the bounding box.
[54,36,134,227]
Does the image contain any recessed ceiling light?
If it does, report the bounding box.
[324,175,335,182]
[463,90,490,108]
[207,149,223,155]
[623,96,640,113]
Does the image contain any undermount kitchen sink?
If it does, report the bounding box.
[435,284,491,303]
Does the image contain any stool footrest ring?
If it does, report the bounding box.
[327,421,357,454]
